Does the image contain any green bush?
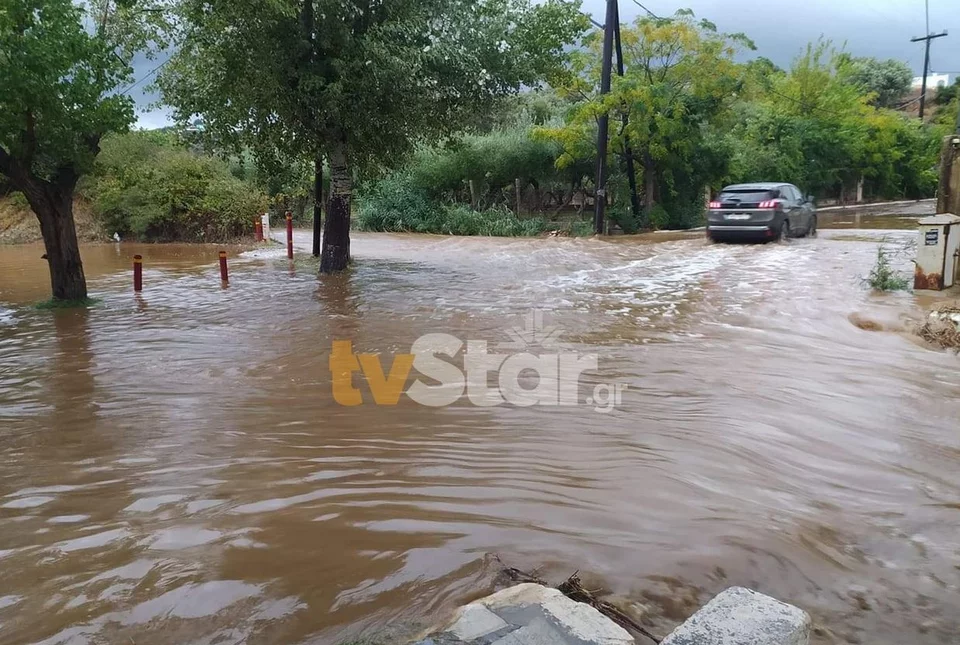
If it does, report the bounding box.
[87,132,268,242]
[647,204,670,230]
[440,204,547,236]
[7,191,30,211]
[566,219,595,237]
[407,128,563,199]
[356,175,547,236]
[354,174,445,232]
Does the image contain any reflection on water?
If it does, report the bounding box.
[1,227,959,645]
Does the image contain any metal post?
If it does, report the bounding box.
[593,0,618,235]
[312,157,323,257]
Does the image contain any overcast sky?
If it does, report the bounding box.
[134,0,960,129]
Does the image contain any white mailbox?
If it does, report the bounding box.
[915,213,960,290]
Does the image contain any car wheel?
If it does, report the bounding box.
[808,215,817,237]
[777,220,790,242]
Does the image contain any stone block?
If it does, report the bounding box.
[445,603,510,641]
[479,583,633,645]
[661,587,810,645]
[491,617,568,645]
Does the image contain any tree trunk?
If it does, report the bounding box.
[469,179,478,209]
[26,183,87,300]
[320,143,351,273]
[642,154,657,213]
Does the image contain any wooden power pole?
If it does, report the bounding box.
[593,0,617,235]
[911,30,948,120]
[613,1,641,224]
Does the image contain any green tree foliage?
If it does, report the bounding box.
[0,0,166,300]
[87,132,269,241]
[541,10,753,229]
[159,0,587,271]
[728,42,943,199]
[837,55,913,108]
[361,32,944,233]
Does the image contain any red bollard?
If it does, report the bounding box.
[219,250,229,283]
[255,217,264,242]
[133,255,143,292]
[286,211,294,259]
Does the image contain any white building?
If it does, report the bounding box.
[911,73,951,89]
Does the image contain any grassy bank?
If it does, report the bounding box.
[0,196,104,245]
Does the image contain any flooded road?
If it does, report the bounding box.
[1,227,959,645]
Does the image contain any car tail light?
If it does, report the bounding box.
[709,201,721,209]
[759,200,778,209]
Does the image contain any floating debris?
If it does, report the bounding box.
[917,305,960,351]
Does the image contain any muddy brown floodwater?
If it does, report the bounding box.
[1,225,959,645]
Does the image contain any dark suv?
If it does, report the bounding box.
[706,183,817,242]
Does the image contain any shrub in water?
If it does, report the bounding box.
[866,244,909,291]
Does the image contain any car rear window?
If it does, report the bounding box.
[719,190,778,201]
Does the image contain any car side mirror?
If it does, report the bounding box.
[805,195,815,204]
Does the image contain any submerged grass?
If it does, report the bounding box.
[271,253,322,272]
[34,297,101,310]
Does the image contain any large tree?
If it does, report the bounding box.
[0,0,165,300]
[159,0,586,272]
[542,10,751,228]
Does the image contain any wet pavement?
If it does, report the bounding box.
[1,223,959,644]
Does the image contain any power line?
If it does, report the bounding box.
[630,0,662,20]
[117,55,172,96]
[892,94,924,110]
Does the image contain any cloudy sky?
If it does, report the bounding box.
[134,0,960,128]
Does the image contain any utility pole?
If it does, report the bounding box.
[593,0,617,235]
[613,1,641,224]
[912,31,947,120]
[911,0,948,123]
